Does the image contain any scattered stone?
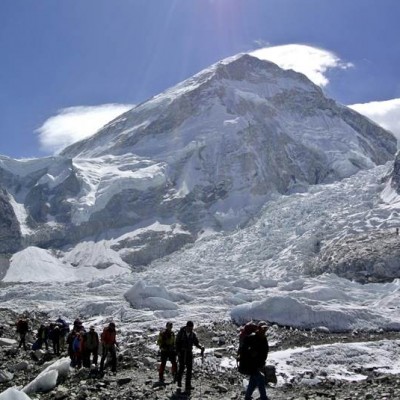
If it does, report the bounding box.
[215,383,228,392]
[0,338,17,347]
[2,312,400,400]
[0,370,13,383]
[116,377,131,386]
[11,361,30,372]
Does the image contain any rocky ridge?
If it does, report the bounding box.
[1,309,400,400]
[308,229,400,283]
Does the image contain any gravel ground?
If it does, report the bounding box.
[2,310,400,399]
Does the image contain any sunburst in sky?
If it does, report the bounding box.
[1,0,400,157]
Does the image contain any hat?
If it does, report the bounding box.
[109,322,115,328]
[89,325,95,330]
[258,321,269,329]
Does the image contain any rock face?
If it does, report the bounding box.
[0,54,397,279]
[308,230,400,283]
[111,225,193,267]
[0,189,21,254]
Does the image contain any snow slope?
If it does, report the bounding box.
[3,162,400,332]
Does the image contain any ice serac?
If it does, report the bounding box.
[0,54,397,280]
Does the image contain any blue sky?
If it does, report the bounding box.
[1,0,400,158]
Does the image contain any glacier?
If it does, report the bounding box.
[0,53,399,334]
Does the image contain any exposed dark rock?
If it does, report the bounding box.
[0,189,22,253]
[308,230,400,283]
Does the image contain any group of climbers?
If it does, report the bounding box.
[15,315,271,398]
[16,316,70,354]
[156,319,272,398]
[157,320,205,394]
[23,317,206,392]
[15,316,118,375]
[67,319,117,374]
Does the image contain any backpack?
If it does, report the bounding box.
[264,365,277,385]
[31,339,41,351]
[237,322,258,375]
[16,319,28,333]
[56,318,70,335]
[86,331,99,350]
[157,329,175,351]
[101,327,116,345]
[73,336,81,353]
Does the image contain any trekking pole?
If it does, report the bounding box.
[199,347,205,399]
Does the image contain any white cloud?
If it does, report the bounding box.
[250,44,353,87]
[349,98,400,144]
[249,44,399,145]
[36,103,134,154]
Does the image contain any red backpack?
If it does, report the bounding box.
[237,322,258,375]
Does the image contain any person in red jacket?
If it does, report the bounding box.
[100,322,118,374]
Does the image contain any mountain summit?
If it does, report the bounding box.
[63,53,394,175]
[0,53,396,279]
[60,54,395,222]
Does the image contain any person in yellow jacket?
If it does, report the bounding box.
[157,321,177,382]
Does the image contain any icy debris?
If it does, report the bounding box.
[124,280,179,311]
[0,370,13,383]
[21,357,70,394]
[0,388,31,400]
[0,338,17,347]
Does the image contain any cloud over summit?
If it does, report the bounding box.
[35,45,400,156]
[250,44,353,87]
[37,104,134,154]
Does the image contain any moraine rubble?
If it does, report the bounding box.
[1,309,400,399]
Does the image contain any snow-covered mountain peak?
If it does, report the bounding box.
[55,53,396,236]
[0,51,397,294]
[60,54,324,159]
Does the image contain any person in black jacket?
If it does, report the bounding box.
[37,323,49,351]
[83,325,99,368]
[243,321,270,400]
[175,321,205,393]
[16,317,29,351]
[48,323,61,355]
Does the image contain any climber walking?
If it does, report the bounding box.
[157,321,177,382]
[175,321,205,394]
[100,322,118,375]
[16,316,29,351]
